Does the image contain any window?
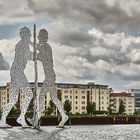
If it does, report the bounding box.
[102,102,104,104]
[82,106,85,110]
[81,91,85,94]
[64,95,68,99]
[75,91,78,94]
[75,106,78,110]
[102,97,104,99]
[45,106,47,110]
[75,101,78,104]
[64,90,68,93]
[81,96,85,99]
[76,96,78,99]
[82,101,85,104]
[102,107,104,109]
[82,112,85,114]
[70,96,72,99]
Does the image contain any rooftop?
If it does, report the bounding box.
[110,92,133,97]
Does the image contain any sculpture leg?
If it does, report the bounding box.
[49,84,68,127]
[38,82,47,120]
[0,87,19,126]
[16,85,33,127]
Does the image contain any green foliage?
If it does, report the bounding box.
[49,100,55,108]
[119,100,125,114]
[94,110,108,115]
[26,111,33,118]
[46,107,53,115]
[86,102,96,115]
[107,106,112,114]
[76,112,80,115]
[69,114,113,118]
[46,100,55,115]
[8,108,20,117]
[64,100,72,114]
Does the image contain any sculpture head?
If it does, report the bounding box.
[20,27,31,41]
[38,29,48,44]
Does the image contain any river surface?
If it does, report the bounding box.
[0,125,140,140]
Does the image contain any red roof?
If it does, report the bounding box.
[110,92,133,97]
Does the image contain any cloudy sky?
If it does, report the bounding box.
[1,0,140,91]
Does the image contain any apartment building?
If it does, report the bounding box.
[0,82,112,114]
[89,83,111,111]
[110,92,135,115]
[129,89,140,113]
[0,85,9,110]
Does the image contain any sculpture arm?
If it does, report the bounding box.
[29,41,39,49]
[27,46,33,61]
[36,51,42,61]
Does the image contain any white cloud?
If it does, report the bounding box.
[1,0,140,91]
[0,0,34,25]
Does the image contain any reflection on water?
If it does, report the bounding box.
[0,125,140,140]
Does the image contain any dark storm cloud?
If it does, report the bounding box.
[0,52,9,70]
[27,0,140,33]
[47,21,94,47]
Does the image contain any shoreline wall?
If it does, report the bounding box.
[6,117,140,126]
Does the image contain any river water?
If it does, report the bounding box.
[0,125,140,140]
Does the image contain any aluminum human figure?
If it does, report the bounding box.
[37,29,68,127]
[0,27,33,127]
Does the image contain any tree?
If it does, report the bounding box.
[92,102,96,114]
[46,106,54,115]
[86,103,92,114]
[64,100,71,114]
[107,105,112,114]
[86,102,96,115]
[46,100,55,115]
[119,100,125,114]
[8,108,20,117]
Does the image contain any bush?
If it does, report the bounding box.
[8,108,20,117]
[64,100,72,114]
[94,110,108,115]
[26,111,33,118]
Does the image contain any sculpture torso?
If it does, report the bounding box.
[11,40,31,76]
[37,43,56,82]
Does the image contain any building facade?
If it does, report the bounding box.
[110,92,135,115]
[129,89,140,113]
[0,82,112,114]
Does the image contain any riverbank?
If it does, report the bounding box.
[6,116,140,126]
